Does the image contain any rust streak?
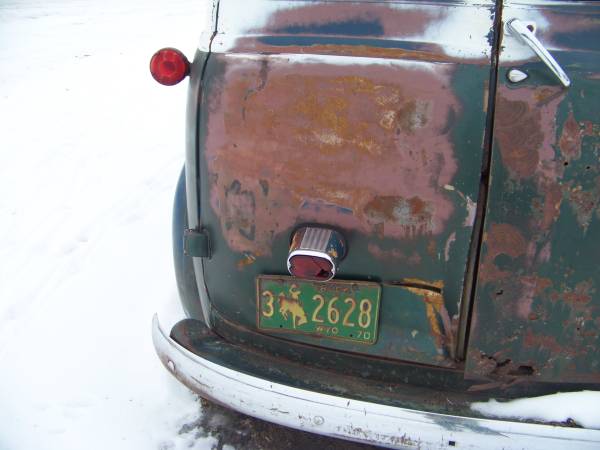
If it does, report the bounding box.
[540,182,563,231]
[479,223,527,284]
[559,110,583,161]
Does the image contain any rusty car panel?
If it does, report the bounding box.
[466,0,600,383]
[206,55,462,255]
[197,0,496,368]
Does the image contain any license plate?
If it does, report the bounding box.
[256,275,381,344]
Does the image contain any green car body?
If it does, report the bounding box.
[157,0,600,447]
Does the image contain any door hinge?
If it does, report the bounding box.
[183,228,211,258]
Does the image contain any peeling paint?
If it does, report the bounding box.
[401,282,454,360]
[479,223,527,284]
[206,56,459,254]
[494,97,544,179]
[464,196,477,227]
[237,252,257,270]
[467,0,600,383]
[494,88,564,181]
[444,232,456,262]
[367,243,421,265]
[559,110,583,161]
[566,178,600,231]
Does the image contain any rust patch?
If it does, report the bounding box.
[494,87,565,182]
[523,329,563,354]
[237,253,257,270]
[367,243,422,265]
[533,87,564,108]
[479,223,527,283]
[469,353,498,378]
[400,277,444,291]
[559,110,583,161]
[402,283,454,358]
[540,181,563,231]
[566,178,600,231]
[367,243,406,261]
[532,276,553,296]
[206,56,458,254]
[581,120,599,139]
[494,97,544,179]
[561,280,594,306]
[468,351,535,381]
[364,196,434,236]
[395,99,429,133]
[426,239,437,259]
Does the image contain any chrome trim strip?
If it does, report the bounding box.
[153,315,600,450]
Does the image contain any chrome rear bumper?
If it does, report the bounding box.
[153,315,600,449]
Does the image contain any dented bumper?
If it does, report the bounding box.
[152,315,600,449]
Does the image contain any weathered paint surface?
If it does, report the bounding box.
[388,280,456,364]
[198,0,494,367]
[206,56,458,255]
[466,0,600,383]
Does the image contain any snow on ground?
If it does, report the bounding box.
[0,1,214,448]
[471,391,600,430]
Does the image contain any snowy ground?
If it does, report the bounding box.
[0,1,215,448]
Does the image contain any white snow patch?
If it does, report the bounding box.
[0,0,214,449]
[471,391,600,430]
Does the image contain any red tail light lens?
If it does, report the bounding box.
[149,48,190,86]
[287,227,345,282]
[288,255,334,281]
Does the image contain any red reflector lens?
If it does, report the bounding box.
[289,255,333,281]
[150,48,190,86]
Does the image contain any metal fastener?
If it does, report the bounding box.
[167,360,176,372]
[507,69,528,83]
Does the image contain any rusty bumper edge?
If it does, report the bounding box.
[152,314,600,450]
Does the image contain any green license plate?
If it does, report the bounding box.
[256,275,381,344]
